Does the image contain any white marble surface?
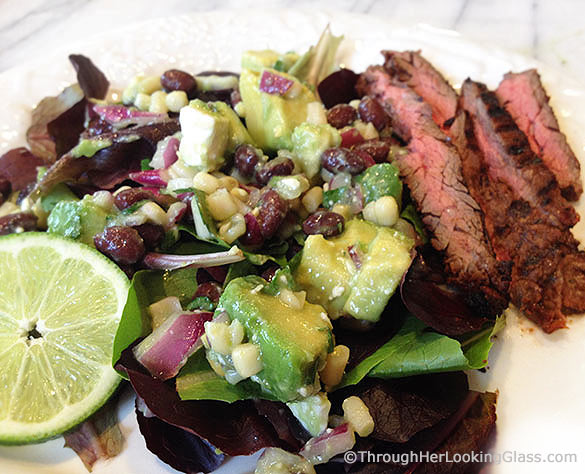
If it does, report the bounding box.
[0,0,584,84]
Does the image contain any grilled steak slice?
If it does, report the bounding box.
[383,50,458,129]
[356,66,508,315]
[458,81,585,332]
[496,70,582,201]
[461,79,578,231]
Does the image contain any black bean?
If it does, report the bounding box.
[133,223,164,250]
[321,147,366,175]
[240,212,263,246]
[160,69,197,95]
[94,226,145,265]
[358,96,390,131]
[261,265,279,282]
[193,281,223,304]
[257,189,288,239]
[302,210,345,237]
[0,213,37,236]
[114,188,156,211]
[254,156,294,185]
[234,144,260,177]
[352,139,391,163]
[327,104,357,129]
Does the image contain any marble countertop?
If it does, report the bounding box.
[0,0,584,83]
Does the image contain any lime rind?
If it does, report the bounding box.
[0,232,129,445]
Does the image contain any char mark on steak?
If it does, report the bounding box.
[356,66,508,316]
[461,79,578,231]
[496,69,583,201]
[383,50,458,129]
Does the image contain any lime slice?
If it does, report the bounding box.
[0,232,129,444]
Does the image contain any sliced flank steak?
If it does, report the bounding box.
[383,50,458,129]
[460,79,585,332]
[356,66,508,316]
[496,70,582,201]
[460,80,578,231]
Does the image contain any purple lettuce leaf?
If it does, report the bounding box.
[69,54,110,100]
[26,85,86,162]
[115,344,292,457]
[254,400,310,452]
[33,120,179,194]
[0,147,45,191]
[400,252,490,336]
[319,374,496,474]
[317,68,359,109]
[63,396,124,472]
[135,400,224,474]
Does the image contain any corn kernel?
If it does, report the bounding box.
[91,190,114,211]
[354,120,379,140]
[230,187,249,202]
[232,343,263,378]
[219,176,239,191]
[166,201,187,229]
[375,196,398,227]
[138,75,162,94]
[148,296,182,329]
[149,90,168,114]
[192,171,220,194]
[229,319,245,346]
[306,101,327,125]
[165,90,188,113]
[139,201,168,226]
[278,289,303,310]
[206,188,238,221]
[332,204,352,222]
[134,92,151,111]
[204,321,232,355]
[320,345,350,389]
[362,201,377,224]
[219,213,246,244]
[302,186,323,214]
[342,396,375,437]
[122,75,141,105]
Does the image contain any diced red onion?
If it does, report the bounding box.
[212,311,230,324]
[348,245,362,270]
[300,424,356,465]
[133,310,213,380]
[129,169,169,187]
[350,186,364,214]
[93,104,164,125]
[166,202,187,229]
[259,70,294,95]
[340,128,364,148]
[162,137,180,168]
[329,172,352,190]
[142,247,245,270]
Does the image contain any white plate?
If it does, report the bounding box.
[1,9,585,474]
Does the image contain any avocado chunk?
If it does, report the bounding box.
[291,123,341,179]
[219,275,333,402]
[47,195,112,246]
[356,163,402,206]
[287,392,331,436]
[239,68,317,151]
[178,99,254,172]
[241,50,300,73]
[294,219,414,322]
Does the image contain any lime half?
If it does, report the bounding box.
[0,232,129,444]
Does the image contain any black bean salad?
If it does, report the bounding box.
[0,28,500,474]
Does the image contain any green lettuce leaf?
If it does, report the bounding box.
[338,315,504,388]
[288,25,343,89]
